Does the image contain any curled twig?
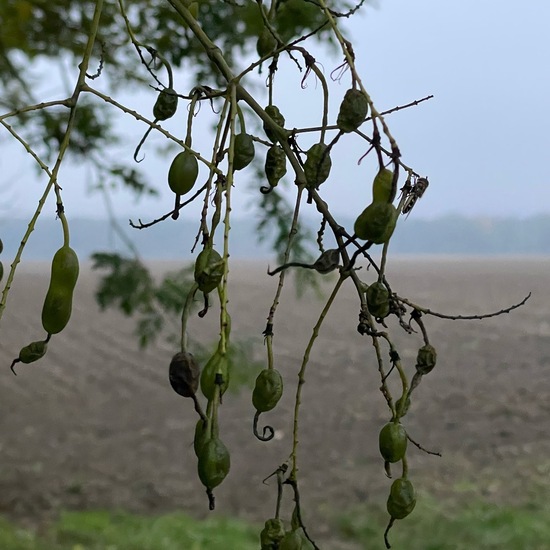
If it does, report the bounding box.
[253,410,275,441]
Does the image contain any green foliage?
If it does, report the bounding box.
[91,253,263,391]
[92,253,194,347]
[92,253,155,316]
[0,511,260,549]
[1,491,549,550]
[336,495,550,550]
[0,0,344,175]
[103,164,158,198]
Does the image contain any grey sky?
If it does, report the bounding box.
[2,0,548,223]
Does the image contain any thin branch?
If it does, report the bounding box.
[397,292,531,321]
[0,99,69,122]
[82,84,222,175]
[128,183,208,229]
[407,433,442,457]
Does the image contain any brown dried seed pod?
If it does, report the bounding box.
[153,88,178,121]
[169,351,201,397]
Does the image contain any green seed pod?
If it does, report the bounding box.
[252,369,283,413]
[197,437,230,490]
[260,518,286,548]
[395,394,411,417]
[168,150,199,196]
[265,145,287,188]
[387,478,416,520]
[0,237,3,254]
[379,422,408,463]
[10,339,49,374]
[153,87,178,121]
[194,419,210,458]
[372,168,394,203]
[354,201,398,243]
[263,105,286,143]
[19,340,48,363]
[194,248,224,294]
[336,88,369,133]
[233,133,255,171]
[200,350,230,400]
[279,529,311,550]
[0,260,3,283]
[416,344,437,375]
[257,28,277,58]
[366,282,390,319]
[169,351,200,397]
[41,245,79,335]
[304,143,332,188]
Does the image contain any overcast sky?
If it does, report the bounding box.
[2,0,549,223]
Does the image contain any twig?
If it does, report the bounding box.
[407,433,442,457]
[397,292,531,321]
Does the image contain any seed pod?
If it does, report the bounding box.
[19,340,48,363]
[366,282,390,319]
[260,518,286,548]
[265,145,287,188]
[169,351,200,397]
[232,133,255,171]
[0,237,3,254]
[0,260,3,283]
[372,168,394,203]
[198,437,230,494]
[379,422,408,463]
[194,248,224,294]
[194,419,210,458]
[416,344,437,375]
[354,201,398,243]
[336,88,369,133]
[263,105,286,143]
[311,248,340,274]
[41,245,79,335]
[153,88,178,121]
[257,28,277,58]
[200,350,230,400]
[304,143,332,188]
[252,369,283,413]
[387,478,416,520]
[10,339,49,374]
[395,394,411,417]
[168,150,199,196]
[279,529,311,550]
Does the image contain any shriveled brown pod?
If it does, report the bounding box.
[169,351,201,397]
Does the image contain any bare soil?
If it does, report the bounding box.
[1,257,549,547]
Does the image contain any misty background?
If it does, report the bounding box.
[1,0,549,258]
[2,214,549,260]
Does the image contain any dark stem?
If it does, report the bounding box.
[253,410,275,441]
